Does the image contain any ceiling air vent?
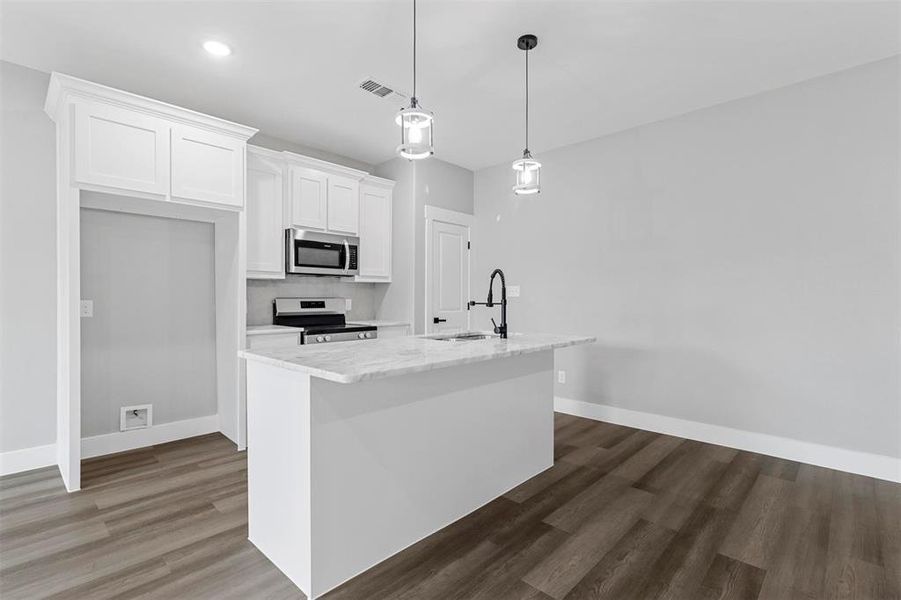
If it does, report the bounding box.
[358,77,407,102]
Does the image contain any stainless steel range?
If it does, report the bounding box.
[273,298,377,344]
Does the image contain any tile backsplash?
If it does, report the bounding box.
[246,278,382,325]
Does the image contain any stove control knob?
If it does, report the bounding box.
[358,332,366,339]
[324,335,332,342]
[316,336,324,343]
[365,332,373,339]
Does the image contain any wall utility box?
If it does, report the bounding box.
[120,404,153,431]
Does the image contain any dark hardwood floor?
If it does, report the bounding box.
[1,414,898,599]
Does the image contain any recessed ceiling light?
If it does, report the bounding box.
[203,40,232,57]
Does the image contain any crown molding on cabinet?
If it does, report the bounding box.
[247,144,286,161]
[248,145,396,186]
[281,150,368,181]
[361,174,397,190]
[44,72,258,140]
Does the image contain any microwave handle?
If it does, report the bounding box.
[343,240,350,272]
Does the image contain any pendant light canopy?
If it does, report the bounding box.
[512,34,540,195]
[396,0,434,160]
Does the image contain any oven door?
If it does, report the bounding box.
[286,229,359,276]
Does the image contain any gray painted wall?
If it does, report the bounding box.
[412,159,474,334]
[0,61,56,453]
[472,57,900,458]
[373,157,474,333]
[80,208,218,437]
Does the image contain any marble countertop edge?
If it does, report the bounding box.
[239,333,595,384]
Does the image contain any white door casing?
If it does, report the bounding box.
[425,206,473,334]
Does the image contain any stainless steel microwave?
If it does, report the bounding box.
[285,228,359,276]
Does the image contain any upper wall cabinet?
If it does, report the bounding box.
[171,125,245,208]
[46,72,257,210]
[285,154,366,236]
[245,148,394,282]
[289,166,329,230]
[73,102,170,195]
[356,177,394,282]
[246,147,286,279]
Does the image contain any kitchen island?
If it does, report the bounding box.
[239,332,594,599]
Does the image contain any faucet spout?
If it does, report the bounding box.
[470,268,508,338]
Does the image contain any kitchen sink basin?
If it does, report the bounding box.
[432,333,498,342]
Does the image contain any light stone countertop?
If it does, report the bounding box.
[246,325,301,336]
[239,332,595,384]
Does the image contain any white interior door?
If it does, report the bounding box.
[426,206,472,334]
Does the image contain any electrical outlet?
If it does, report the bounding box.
[345,298,352,311]
[557,370,566,384]
[508,285,520,298]
[80,300,93,318]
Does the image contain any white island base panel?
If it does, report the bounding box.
[246,350,554,599]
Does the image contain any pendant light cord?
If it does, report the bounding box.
[524,46,529,153]
[412,0,417,102]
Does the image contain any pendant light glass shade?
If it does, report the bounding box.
[512,151,541,195]
[512,34,539,195]
[396,102,434,160]
[396,0,434,160]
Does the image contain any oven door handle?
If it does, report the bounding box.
[343,240,350,272]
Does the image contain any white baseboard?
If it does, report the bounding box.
[1,415,222,477]
[0,443,57,477]
[81,414,220,459]
[554,396,901,484]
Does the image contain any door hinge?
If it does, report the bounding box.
[467,241,471,250]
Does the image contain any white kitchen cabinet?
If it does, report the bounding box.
[171,124,245,208]
[286,154,367,236]
[326,176,360,235]
[246,147,286,279]
[356,177,394,282]
[73,102,170,195]
[46,72,258,489]
[289,166,329,230]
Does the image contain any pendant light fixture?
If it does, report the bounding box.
[512,34,540,195]
[396,0,434,160]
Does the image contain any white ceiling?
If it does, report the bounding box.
[2,1,898,171]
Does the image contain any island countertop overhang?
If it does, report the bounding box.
[239,332,595,384]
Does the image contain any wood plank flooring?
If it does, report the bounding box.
[1,414,898,599]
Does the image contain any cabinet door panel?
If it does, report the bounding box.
[74,102,169,194]
[358,186,392,280]
[290,167,328,230]
[327,176,360,235]
[247,154,285,278]
[171,125,244,208]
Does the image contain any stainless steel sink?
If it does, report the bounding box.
[432,333,497,342]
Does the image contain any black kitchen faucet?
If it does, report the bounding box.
[469,268,508,338]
